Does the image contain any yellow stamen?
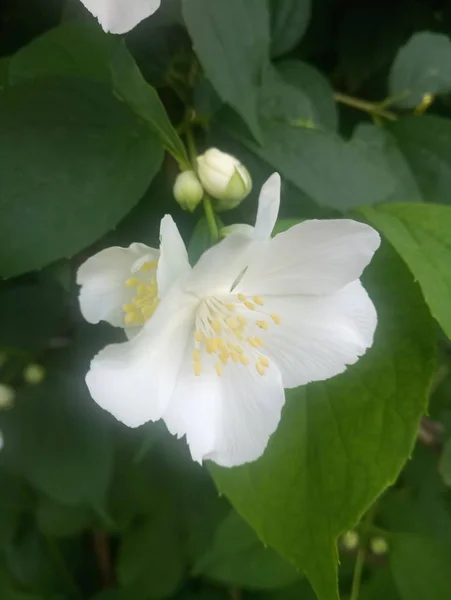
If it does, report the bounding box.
[255,337,265,347]
[271,313,281,325]
[237,293,246,302]
[125,313,136,324]
[140,261,157,271]
[248,338,260,348]
[206,338,219,354]
[142,305,155,320]
[125,277,140,287]
[244,301,255,311]
[239,355,249,366]
[225,303,235,312]
[194,331,204,342]
[193,349,201,362]
[225,317,240,330]
[194,362,201,376]
[259,356,270,367]
[238,316,247,326]
[256,363,266,376]
[212,319,222,334]
[253,296,265,306]
[230,352,239,362]
[216,363,223,377]
[256,320,269,330]
[122,303,135,313]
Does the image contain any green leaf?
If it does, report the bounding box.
[352,124,422,203]
[194,510,300,589]
[270,0,311,57]
[390,116,451,205]
[9,23,118,84]
[0,472,32,547]
[36,495,93,537]
[182,0,270,143]
[117,508,185,599]
[360,570,401,600]
[0,78,162,278]
[211,244,436,600]
[360,203,451,339]
[277,60,338,131]
[390,534,451,599]
[110,44,189,167]
[0,373,113,511]
[389,32,451,108]
[439,438,451,486]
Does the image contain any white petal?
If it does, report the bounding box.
[157,215,191,297]
[255,280,377,388]
[253,173,281,241]
[163,355,285,467]
[239,219,380,296]
[85,284,198,427]
[184,233,254,297]
[77,243,157,327]
[80,0,161,34]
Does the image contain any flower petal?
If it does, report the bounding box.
[85,284,198,427]
[77,243,157,327]
[254,280,377,388]
[253,173,281,241]
[184,233,254,297]
[157,215,191,297]
[163,355,285,467]
[239,219,380,296]
[80,0,161,34]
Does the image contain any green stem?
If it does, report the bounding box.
[185,128,198,167]
[203,195,219,242]
[334,92,397,121]
[349,546,366,600]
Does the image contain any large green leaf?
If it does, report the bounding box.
[360,203,451,339]
[390,534,451,599]
[194,510,300,589]
[0,78,162,278]
[270,0,311,57]
[182,0,269,143]
[389,32,451,108]
[211,245,435,600]
[9,22,117,84]
[390,116,451,205]
[110,44,189,168]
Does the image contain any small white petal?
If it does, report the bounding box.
[86,284,198,427]
[157,215,191,297]
[77,243,157,327]
[253,173,281,241]
[240,219,380,296]
[80,0,161,34]
[255,280,377,388]
[163,355,285,467]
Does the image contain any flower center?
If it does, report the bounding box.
[122,261,159,326]
[192,294,281,378]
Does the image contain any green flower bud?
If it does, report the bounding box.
[173,170,204,212]
[0,384,15,409]
[370,536,389,556]
[341,530,360,551]
[197,148,252,211]
[24,364,46,385]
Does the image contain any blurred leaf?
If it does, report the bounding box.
[0,372,113,512]
[110,44,188,167]
[182,0,270,143]
[36,496,93,537]
[439,438,451,487]
[0,77,162,278]
[0,471,32,547]
[390,534,451,599]
[187,218,214,265]
[390,116,451,205]
[389,32,451,108]
[0,568,44,600]
[352,124,422,204]
[277,60,337,131]
[360,570,401,600]
[194,510,300,589]
[361,203,451,338]
[270,0,311,58]
[9,23,118,84]
[211,245,436,600]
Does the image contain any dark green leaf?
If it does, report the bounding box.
[9,23,118,84]
[390,116,451,205]
[36,496,93,537]
[182,0,270,143]
[390,534,451,599]
[0,78,162,277]
[110,44,188,167]
[270,0,311,57]
[0,471,31,547]
[389,32,451,108]
[194,510,300,589]
[360,203,451,338]
[211,245,436,600]
[439,438,451,486]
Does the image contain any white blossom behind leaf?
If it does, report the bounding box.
[79,0,162,34]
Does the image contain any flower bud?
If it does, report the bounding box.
[197,148,252,210]
[341,530,360,551]
[370,536,389,556]
[23,364,46,385]
[0,384,15,409]
[173,170,204,212]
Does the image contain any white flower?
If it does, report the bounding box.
[79,174,380,467]
[79,0,161,34]
[197,149,252,210]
